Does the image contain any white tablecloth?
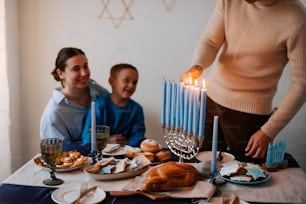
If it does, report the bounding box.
[4,154,306,203]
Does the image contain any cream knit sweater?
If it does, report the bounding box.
[191,0,306,138]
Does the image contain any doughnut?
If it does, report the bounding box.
[139,152,155,161]
[126,147,141,159]
[155,150,171,162]
[140,139,161,153]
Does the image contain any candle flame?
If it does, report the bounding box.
[195,80,198,87]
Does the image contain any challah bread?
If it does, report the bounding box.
[140,161,199,192]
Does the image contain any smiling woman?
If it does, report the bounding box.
[40,47,109,155]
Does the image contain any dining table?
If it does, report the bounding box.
[1,149,306,204]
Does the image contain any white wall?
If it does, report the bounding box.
[7,0,306,173]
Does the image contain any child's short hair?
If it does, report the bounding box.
[110,63,138,78]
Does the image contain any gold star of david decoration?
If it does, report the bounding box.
[161,0,176,11]
[99,0,134,28]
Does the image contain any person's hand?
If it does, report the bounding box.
[109,134,127,146]
[180,65,203,83]
[245,129,273,158]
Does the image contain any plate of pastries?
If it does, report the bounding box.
[84,155,152,180]
[33,150,89,172]
[219,160,271,185]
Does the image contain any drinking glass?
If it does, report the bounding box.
[40,138,64,186]
[96,125,110,160]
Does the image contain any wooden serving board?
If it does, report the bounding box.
[110,191,170,200]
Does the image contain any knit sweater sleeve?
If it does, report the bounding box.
[191,0,225,68]
[262,20,306,138]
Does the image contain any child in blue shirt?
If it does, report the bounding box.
[82,63,145,147]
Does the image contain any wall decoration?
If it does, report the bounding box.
[161,0,176,11]
[99,0,134,28]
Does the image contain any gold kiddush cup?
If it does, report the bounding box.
[40,138,64,186]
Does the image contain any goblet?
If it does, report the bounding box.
[95,125,110,160]
[40,138,64,186]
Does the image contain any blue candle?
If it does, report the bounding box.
[170,82,177,129]
[91,101,96,152]
[179,83,184,130]
[161,79,166,127]
[198,87,207,138]
[183,86,189,133]
[211,115,219,174]
[165,81,172,128]
[187,86,193,134]
[193,87,199,136]
[175,82,181,130]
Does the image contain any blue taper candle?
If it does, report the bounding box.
[161,79,166,127]
[91,101,96,152]
[211,115,218,174]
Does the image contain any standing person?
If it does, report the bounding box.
[82,63,145,147]
[40,47,108,155]
[181,0,306,158]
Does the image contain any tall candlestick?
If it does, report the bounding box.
[91,101,96,152]
[161,79,166,127]
[211,115,219,174]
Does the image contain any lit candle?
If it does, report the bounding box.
[91,101,96,152]
[179,82,184,130]
[211,115,219,174]
[198,79,207,138]
[165,81,172,128]
[161,79,166,127]
[170,82,177,129]
[183,84,189,133]
[175,82,181,130]
[187,85,193,135]
[193,80,199,136]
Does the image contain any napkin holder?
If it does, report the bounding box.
[265,140,288,170]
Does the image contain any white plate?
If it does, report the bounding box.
[51,186,106,204]
[84,166,148,181]
[221,171,271,185]
[196,151,235,163]
[102,144,132,156]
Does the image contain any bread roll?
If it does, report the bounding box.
[139,152,155,161]
[140,161,198,192]
[155,150,171,162]
[126,147,141,159]
[140,139,161,153]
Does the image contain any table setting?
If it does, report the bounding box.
[1,78,306,204]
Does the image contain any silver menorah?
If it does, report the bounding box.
[161,79,206,162]
[164,128,203,162]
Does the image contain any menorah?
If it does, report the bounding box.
[161,79,206,162]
